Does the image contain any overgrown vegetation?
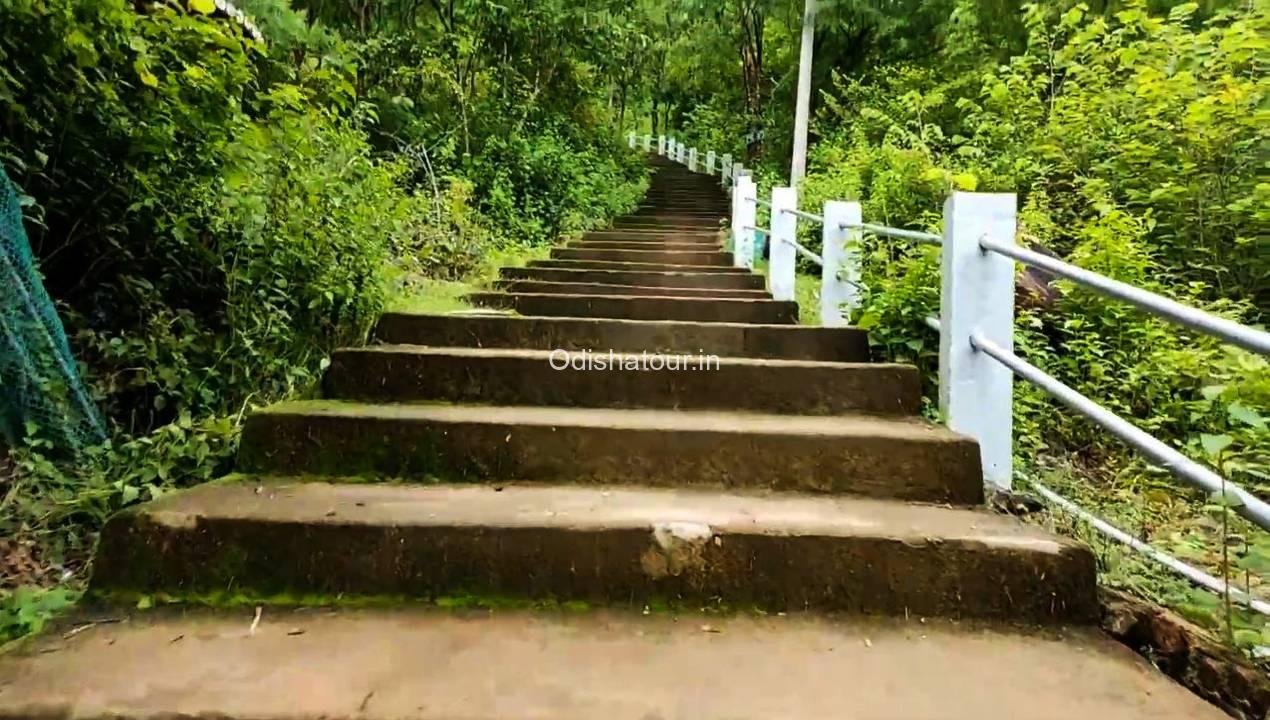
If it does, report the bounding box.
[0,0,645,640]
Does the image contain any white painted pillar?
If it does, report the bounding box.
[732,175,757,270]
[706,150,716,174]
[657,135,666,155]
[769,187,797,302]
[731,162,744,182]
[627,131,637,148]
[688,148,698,172]
[667,136,675,158]
[721,154,733,184]
[939,192,1017,489]
[820,200,861,326]
[643,134,652,151]
[678,143,687,164]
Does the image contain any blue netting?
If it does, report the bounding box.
[0,167,105,450]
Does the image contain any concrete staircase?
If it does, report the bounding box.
[0,157,1222,720]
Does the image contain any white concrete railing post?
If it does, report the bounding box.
[939,192,1017,489]
[657,135,666,155]
[721,154,733,185]
[627,131,636,148]
[643,134,652,152]
[668,136,675,158]
[769,187,797,302]
[706,150,716,175]
[678,143,687,164]
[731,174,757,270]
[731,162,744,183]
[688,147,698,172]
[820,200,861,326]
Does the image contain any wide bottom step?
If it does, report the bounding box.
[0,608,1218,720]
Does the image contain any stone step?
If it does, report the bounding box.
[467,292,797,324]
[92,482,1095,624]
[635,205,725,214]
[373,313,870,362]
[0,604,1218,720]
[567,240,722,251]
[530,259,747,273]
[551,247,733,265]
[237,401,982,503]
[612,217,721,229]
[580,229,722,242]
[492,279,767,299]
[325,346,917,415]
[501,266,766,290]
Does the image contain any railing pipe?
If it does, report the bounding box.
[769,187,798,301]
[754,197,772,208]
[781,237,823,266]
[782,207,824,224]
[979,237,1270,356]
[846,222,941,245]
[1032,481,1270,614]
[972,331,1270,530]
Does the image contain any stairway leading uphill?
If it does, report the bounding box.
[0,156,1223,720]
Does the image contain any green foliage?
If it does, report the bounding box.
[0,586,79,642]
[0,0,646,643]
[790,0,1269,646]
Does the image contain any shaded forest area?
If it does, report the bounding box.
[1,0,1267,653]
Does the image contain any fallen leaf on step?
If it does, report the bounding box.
[287,628,305,636]
[863,638,872,648]
[700,624,720,633]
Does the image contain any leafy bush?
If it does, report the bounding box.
[796,0,1269,643]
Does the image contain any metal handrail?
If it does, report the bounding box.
[980,236,1270,356]
[969,331,1270,531]
[743,225,770,235]
[754,197,772,208]
[844,222,941,245]
[779,236,823,266]
[1032,481,1270,615]
[781,207,825,224]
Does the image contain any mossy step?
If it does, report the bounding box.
[490,279,766,299]
[237,401,982,503]
[467,291,798,324]
[324,345,918,415]
[373,313,869,361]
[550,247,732,265]
[500,266,765,290]
[566,240,723,251]
[580,229,722,242]
[529,259,747,273]
[91,481,1096,624]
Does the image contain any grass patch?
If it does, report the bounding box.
[386,243,549,315]
[752,259,820,325]
[1020,456,1269,653]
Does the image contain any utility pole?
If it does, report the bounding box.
[790,0,817,185]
